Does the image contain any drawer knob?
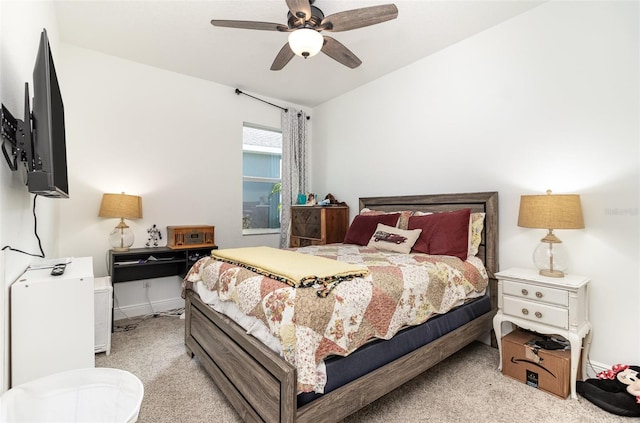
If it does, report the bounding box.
[521,289,529,296]
[535,311,542,319]
[521,308,529,315]
[535,291,543,299]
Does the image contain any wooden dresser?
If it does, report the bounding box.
[290,205,349,247]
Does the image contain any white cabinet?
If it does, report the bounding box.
[493,267,591,399]
[11,257,95,387]
[94,277,113,354]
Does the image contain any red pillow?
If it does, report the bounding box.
[344,213,401,246]
[407,208,471,260]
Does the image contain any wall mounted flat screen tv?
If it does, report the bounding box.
[28,29,69,198]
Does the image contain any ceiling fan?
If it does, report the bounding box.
[210,0,398,71]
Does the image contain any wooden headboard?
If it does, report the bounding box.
[359,192,499,278]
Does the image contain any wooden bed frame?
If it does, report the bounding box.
[185,192,499,422]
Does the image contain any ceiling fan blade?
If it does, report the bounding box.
[210,20,288,32]
[271,43,296,71]
[321,4,398,32]
[321,36,362,69]
[286,0,311,21]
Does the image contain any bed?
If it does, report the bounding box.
[183,191,499,422]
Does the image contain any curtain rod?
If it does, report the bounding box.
[235,88,310,120]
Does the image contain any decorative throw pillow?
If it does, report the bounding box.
[367,223,422,254]
[343,213,401,246]
[408,208,471,260]
[468,212,486,257]
[413,211,483,257]
[360,208,413,230]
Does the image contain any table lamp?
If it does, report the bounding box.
[517,190,584,277]
[99,192,143,251]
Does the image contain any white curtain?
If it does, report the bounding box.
[280,109,309,248]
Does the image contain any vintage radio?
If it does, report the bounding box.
[167,225,215,249]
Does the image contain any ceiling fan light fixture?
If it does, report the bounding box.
[288,28,323,58]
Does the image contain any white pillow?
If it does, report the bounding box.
[367,223,422,254]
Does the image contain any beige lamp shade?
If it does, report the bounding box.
[518,191,584,230]
[99,193,143,219]
[517,190,584,278]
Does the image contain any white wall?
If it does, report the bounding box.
[0,0,62,393]
[1,0,311,388]
[55,45,309,319]
[312,1,639,370]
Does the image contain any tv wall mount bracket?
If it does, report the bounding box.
[1,83,35,172]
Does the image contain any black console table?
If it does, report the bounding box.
[109,246,216,283]
[108,245,217,329]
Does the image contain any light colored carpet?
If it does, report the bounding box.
[96,315,629,423]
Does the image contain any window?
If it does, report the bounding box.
[242,123,282,234]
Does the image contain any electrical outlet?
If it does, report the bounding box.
[143,280,150,288]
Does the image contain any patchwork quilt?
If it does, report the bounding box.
[183,244,488,393]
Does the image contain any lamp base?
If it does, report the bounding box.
[539,268,565,278]
[108,219,135,251]
[533,232,568,279]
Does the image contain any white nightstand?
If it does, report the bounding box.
[493,268,592,399]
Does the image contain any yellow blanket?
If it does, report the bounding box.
[211,246,369,297]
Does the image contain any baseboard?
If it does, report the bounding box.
[584,359,610,379]
[113,297,185,321]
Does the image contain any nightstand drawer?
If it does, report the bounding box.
[503,280,568,307]
[503,296,569,329]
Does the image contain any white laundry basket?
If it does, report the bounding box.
[0,368,144,423]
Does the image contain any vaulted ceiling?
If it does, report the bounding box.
[54,1,544,107]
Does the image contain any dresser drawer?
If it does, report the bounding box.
[503,296,569,329]
[290,237,322,248]
[291,207,321,239]
[503,280,568,307]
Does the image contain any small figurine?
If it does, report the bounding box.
[145,224,162,247]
